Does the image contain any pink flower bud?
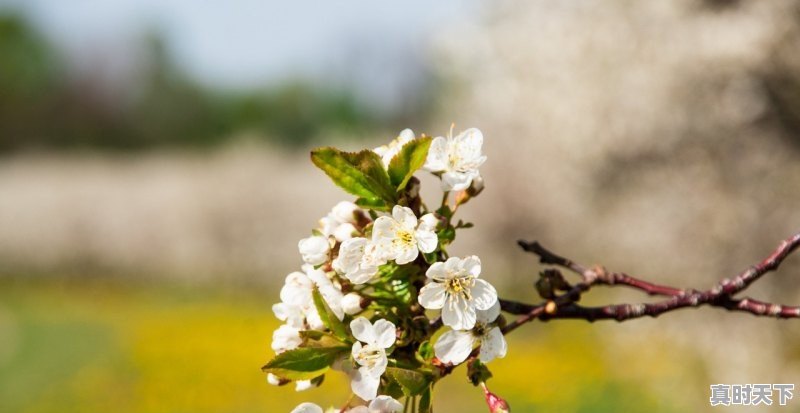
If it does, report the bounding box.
[482,383,511,413]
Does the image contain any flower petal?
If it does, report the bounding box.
[372,216,395,240]
[425,262,447,280]
[441,171,474,191]
[470,279,498,311]
[434,330,475,364]
[392,205,417,230]
[442,295,476,330]
[461,255,482,278]
[479,327,507,363]
[350,317,376,344]
[454,128,485,165]
[372,319,397,349]
[415,229,438,254]
[476,300,500,324]
[370,395,404,412]
[423,136,448,172]
[418,282,446,309]
[351,367,381,401]
[418,213,438,231]
[290,402,324,413]
[393,244,418,265]
[443,256,463,275]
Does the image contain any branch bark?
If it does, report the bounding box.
[501,231,800,332]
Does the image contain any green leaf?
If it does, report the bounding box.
[416,341,434,362]
[385,367,430,396]
[467,359,493,386]
[310,148,396,204]
[261,346,347,380]
[418,385,433,413]
[355,197,390,212]
[311,286,348,340]
[387,136,432,190]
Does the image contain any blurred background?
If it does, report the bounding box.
[1,0,800,412]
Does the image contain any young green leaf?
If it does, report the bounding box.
[418,384,433,413]
[467,359,493,386]
[384,367,430,396]
[310,148,396,204]
[261,346,348,381]
[387,136,432,190]
[311,286,349,340]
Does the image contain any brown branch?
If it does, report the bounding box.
[502,231,800,330]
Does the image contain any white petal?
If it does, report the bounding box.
[418,213,438,231]
[479,327,507,363]
[372,319,397,348]
[369,395,403,412]
[372,216,395,240]
[461,255,482,278]
[393,244,418,265]
[415,229,438,254]
[280,272,312,305]
[349,407,369,413]
[346,265,378,285]
[333,238,367,274]
[341,292,364,315]
[391,205,417,229]
[470,279,498,311]
[272,324,302,354]
[267,373,281,386]
[291,402,324,413]
[351,341,364,360]
[476,300,501,324]
[350,317,376,344]
[351,367,380,401]
[331,201,358,223]
[423,136,448,172]
[418,282,446,309]
[443,256,462,275]
[295,379,314,392]
[442,295,476,330]
[434,330,475,364]
[298,235,330,266]
[333,223,357,242]
[441,171,474,191]
[454,128,484,164]
[362,351,387,377]
[425,262,447,280]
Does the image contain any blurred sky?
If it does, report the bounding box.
[0,0,479,109]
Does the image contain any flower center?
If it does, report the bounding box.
[356,345,384,368]
[396,229,414,246]
[473,322,487,337]
[445,276,474,300]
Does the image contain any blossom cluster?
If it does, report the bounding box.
[263,127,505,413]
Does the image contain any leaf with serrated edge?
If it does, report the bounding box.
[388,136,432,190]
[261,347,348,381]
[385,367,430,396]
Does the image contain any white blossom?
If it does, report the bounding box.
[418,255,497,330]
[347,396,403,413]
[319,201,363,242]
[279,265,344,330]
[341,292,365,315]
[271,323,302,354]
[372,205,438,265]
[349,317,396,401]
[373,128,415,167]
[295,379,315,392]
[291,403,323,413]
[333,237,387,284]
[299,235,331,266]
[434,301,507,364]
[423,127,486,191]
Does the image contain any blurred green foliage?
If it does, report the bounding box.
[0,13,409,152]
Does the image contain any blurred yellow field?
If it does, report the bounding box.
[0,277,696,413]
